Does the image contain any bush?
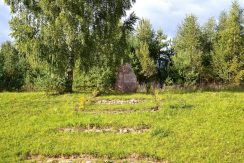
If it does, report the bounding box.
[74,66,115,93]
[35,74,66,94]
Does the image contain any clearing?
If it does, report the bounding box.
[0,91,243,162]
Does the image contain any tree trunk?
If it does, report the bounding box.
[64,52,75,93]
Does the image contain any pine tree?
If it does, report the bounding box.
[173,15,203,85]
[202,17,217,54]
[201,17,217,83]
[135,43,156,79]
[136,19,154,45]
[136,19,168,61]
[218,11,228,31]
[212,1,244,85]
[132,19,168,84]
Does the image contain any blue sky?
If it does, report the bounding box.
[0,0,244,43]
[0,0,11,44]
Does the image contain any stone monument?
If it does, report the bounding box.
[115,63,138,93]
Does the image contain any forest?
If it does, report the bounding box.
[0,0,243,94]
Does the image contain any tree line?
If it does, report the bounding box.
[0,0,243,93]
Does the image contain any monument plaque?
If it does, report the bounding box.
[115,63,138,93]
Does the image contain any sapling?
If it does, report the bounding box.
[152,89,162,110]
[79,96,87,110]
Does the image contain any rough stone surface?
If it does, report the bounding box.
[27,154,166,163]
[59,126,150,134]
[96,99,144,105]
[115,63,138,93]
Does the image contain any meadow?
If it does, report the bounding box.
[0,91,243,162]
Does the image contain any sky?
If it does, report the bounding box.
[0,0,11,44]
[0,0,244,44]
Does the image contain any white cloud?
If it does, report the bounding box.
[0,1,11,44]
[1,0,244,43]
[131,0,244,37]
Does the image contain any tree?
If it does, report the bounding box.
[0,45,4,89]
[173,15,203,85]
[132,19,169,85]
[136,43,156,79]
[5,0,136,93]
[201,17,217,83]
[136,19,154,46]
[218,11,228,31]
[129,19,156,83]
[202,17,217,54]
[157,38,174,86]
[212,1,244,85]
[0,41,27,91]
[136,19,167,61]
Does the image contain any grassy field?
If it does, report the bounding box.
[0,91,243,162]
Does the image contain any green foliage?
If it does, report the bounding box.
[74,66,115,93]
[152,89,162,108]
[218,11,228,31]
[136,43,156,79]
[2,0,244,90]
[136,19,154,45]
[202,17,217,54]
[135,19,168,62]
[6,0,136,93]
[0,42,27,91]
[201,18,216,83]
[0,48,4,88]
[173,15,203,85]
[129,19,157,83]
[37,74,66,94]
[130,19,169,85]
[212,1,244,85]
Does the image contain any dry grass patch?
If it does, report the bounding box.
[96,99,145,105]
[26,154,166,163]
[58,125,150,134]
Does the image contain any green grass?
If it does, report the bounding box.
[0,91,243,162]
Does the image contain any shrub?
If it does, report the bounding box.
[74,66,115,93]
[36,74,66,94]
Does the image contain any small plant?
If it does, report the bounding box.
[92,89,101,97]
[152,89,162,109]
[151,128,170,138]
[137,84,147,93]
[80,96,87,110]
